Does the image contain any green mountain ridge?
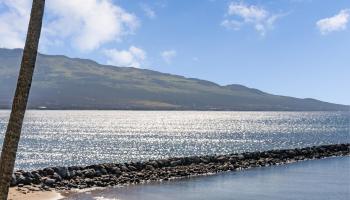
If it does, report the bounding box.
[0,48,348,111]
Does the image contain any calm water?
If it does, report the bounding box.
[0,111,349,170]
[63,157,350,200]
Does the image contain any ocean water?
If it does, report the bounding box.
[63,156,350,200]
[0,111,349,170]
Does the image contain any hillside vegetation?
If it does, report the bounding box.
[0,48,348,111]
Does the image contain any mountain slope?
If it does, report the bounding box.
[0,48,348,111]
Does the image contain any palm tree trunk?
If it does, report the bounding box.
[0,0,45,199]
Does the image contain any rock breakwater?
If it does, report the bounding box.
[11,144,350,192]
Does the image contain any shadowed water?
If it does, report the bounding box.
[0,111,349,170]
[63,157,350,200]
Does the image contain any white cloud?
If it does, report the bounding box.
[316,9,350,35]
[161,50,177,64]
[104,46,146,68]
[45,0,139,51]
[0,0,31,48]
[222,1,282,36]
[0,0,139,51]
[228,2,268,22]
[221,19,242,30]
[141,4,156,19]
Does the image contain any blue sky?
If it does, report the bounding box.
[0,0,349,104]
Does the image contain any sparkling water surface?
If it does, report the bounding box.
[0,111,349,170]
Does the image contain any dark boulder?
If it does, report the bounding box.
[83,169,96,178]
[56,166,70,179]
[43,168,55,176]
[44,178,56,186]
[17,175,32,185]
[10,174,17,186]
[145,165,155,170]
[111,167,122,175]
[170,160,182,167]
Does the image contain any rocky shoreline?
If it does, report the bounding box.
[11,144,350,193]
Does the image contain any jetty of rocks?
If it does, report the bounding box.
[11,143,350,192]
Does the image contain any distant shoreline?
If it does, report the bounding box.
[10,143,350,194]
